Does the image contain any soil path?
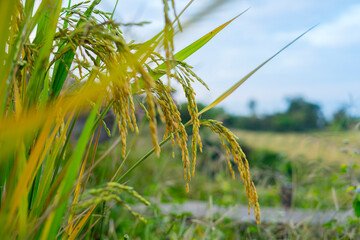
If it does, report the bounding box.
[138,201,354,224]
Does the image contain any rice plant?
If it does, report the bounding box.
[0,0,311,238]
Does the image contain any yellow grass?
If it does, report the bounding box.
[234,130,360,163]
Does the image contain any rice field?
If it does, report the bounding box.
[1,0,358,238]
[235,130,360,163]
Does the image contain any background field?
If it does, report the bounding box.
[235,130,360,164]
[90,118,360,238]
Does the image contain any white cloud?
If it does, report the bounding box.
[246,0,312,18]
[307,4,360,47]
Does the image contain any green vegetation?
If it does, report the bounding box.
[91,124,360,239]
[1,0,358,239]
[180,97,359,132]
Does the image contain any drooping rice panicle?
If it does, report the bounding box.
[200,119,261,224]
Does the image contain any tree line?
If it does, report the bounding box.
[179,97,358,132]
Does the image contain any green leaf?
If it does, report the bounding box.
[199,25,317,115]
[41,102,100,239]
[0,1,16,114]
[51,0,101,99]
[25,0,63,107]
[0,1,15,78]
[92,101,113,132]
[160,9,249,69]
[132,9,248,93]
[353,194,360,218]
[340,164,349,174]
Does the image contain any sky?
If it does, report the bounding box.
[71,0,360,118]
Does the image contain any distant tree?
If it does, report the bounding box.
[271,114,293,132]
[282,97,325,131]
[184,97,327,132]
[331,107,349,130]
[248,99,257,117]
[257,97,326,132]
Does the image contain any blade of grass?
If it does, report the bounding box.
[111,118,146,182]
[118,134,173,182]
[50,112,79,186]
[0,1,16,115]
[172,9,249,64]
[1,109,63,236]
[51,0,101,99]
[68,205,96,240]
[1,0,57,114]
[17,142,28,239]
[0,0,15,71]
[63,0,72,29]
[25,0,62,107]
[40,102,100,240]
[30,112,75,219]
[132,10,248,93]
[110,0,119,20]
[92,101,113,132]
[199,25,317,115]
[67,118,97,235]
[134,0,195,64]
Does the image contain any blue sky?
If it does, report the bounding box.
[83,0,360,117]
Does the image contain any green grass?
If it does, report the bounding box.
[108,128,355,208]
[86,126,360,239]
